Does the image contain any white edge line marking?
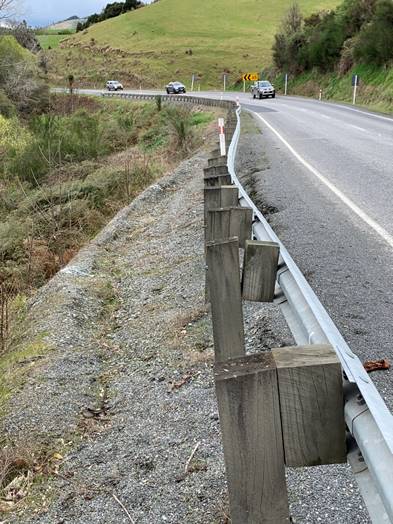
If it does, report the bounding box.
[254,111,393,249]
[330,103,393,123]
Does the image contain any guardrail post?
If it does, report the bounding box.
[214,353,290,523]
[204,165,229,177]
[204,174,232,187]
[208,156,228,167]
[272,344,346,467]
[206,238,245,361]
[242,240,280,302]
[206,207,252,248]
[203,186,239,223]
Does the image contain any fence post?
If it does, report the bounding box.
[206,238,245,361]
[214,353,290,523]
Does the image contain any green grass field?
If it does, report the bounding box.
[49,0,339,88]
[37,34,70,49]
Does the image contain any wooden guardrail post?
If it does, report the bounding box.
[242,240,280,302]
[206,207,252,248]
[206,238,245,361]
[204,174,232,187]
[203,186,239,224]
[272,344,346,467]
[214,353,290,523]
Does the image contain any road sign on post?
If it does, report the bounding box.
[223,73,227,92]
[242,73,259,82]
[218,117,226,156]
[352,74,360,105]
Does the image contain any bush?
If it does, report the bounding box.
[354,0,393,64]
[0,91,16,118]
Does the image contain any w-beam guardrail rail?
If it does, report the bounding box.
[104,90,393,522]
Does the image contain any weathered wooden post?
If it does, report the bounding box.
[214,353,290,523]
[206,237,245,361]
[206,207,253,248]
[272,344,346,467]
[204,174,232,187]
[242,240,280,302]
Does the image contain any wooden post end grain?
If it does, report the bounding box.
[214,353,290,523]
[206,238,245,361]
[272,344,346,467]
[242,240,280,302]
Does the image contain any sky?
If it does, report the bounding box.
[23,0,150,28]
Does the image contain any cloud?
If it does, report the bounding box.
[24,0,113,27]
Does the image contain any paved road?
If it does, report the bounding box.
[235,93,393,394]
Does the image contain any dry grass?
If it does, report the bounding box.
[0,441,63,513]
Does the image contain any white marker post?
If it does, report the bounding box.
[191,74,195,92]
[352,74,359,105]
[223,74,227,92]
[243,78,246,93]
[284,73,288,96]
[218,117,226,156]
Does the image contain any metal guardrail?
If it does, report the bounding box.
[102,91,234,108]
[227,105,393,523]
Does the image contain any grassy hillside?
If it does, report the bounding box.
[48,0,339,88]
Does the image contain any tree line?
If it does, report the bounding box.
[273,0,393,74]
[76,0,143,31]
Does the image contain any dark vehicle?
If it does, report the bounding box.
[166,81,186,94]
[251,80,275,99]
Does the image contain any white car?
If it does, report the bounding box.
[106,80,124,91]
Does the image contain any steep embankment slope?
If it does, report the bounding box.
[49,0,338,88]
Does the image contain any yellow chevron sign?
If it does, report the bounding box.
[242,73,259,81]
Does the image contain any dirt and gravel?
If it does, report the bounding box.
[1,113,370,523]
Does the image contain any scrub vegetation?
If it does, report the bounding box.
[0,35,215,362]
[272,0,393,111]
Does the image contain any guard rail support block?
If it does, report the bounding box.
[203,186,239,224]
[207,207,253,248]
[204,165,229,177]
[206,238,245,361]
[242,240,280,302]
[214,353,289,523]
[204,174,232,188]
[272,344,346,467]
[208,157,228,167]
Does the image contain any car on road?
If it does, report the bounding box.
[251,80,275,99]
[106,80,124,91]
[166,81,186,94]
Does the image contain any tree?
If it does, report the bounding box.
[0,0,19,20]
[280,2,303,35]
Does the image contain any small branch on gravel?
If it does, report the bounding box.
[113,493,136,523]
[185,441,201,473]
